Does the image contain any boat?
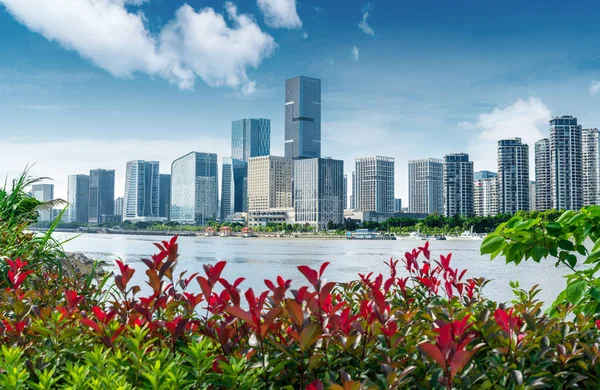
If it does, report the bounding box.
[460,226,482,240]
[408,231,425,240]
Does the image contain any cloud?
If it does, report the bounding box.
[465,97,551,173]
[590,80,600,97]
[351,46,359,60]
[303,32,308,39]
[358,11,374,36]
[257,0,302,29]
[0,0,276,94]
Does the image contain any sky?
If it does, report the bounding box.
[2,0,600,205]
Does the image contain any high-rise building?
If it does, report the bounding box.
[231,119,271,162]
[114,197,124,217]
[294,158,344,231]
[582,128,600,206]
[474,173,497,216]
[529,181,537,211]
[535,138,552,211]
[31,184,54,222]
[550,115,583,211]
[343,174,348,210]
[285,76,321,159]
[123,160,161,222]
[355,156,395,213]
[408,158,444,214]
[88,169,115,224]
[170,152,218,225]
[248,156,293,212]
[443,153,474,217]
[351,171,356,210]
[67,175,89,223]
[159,174,171,220]
[497,138,529,213]
[221,157,248,220]
[395,198,402,212]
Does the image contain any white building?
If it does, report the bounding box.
[443,153,474,217]
[354,156,395,213]
[123,160,164,223]
[497,138,529,213]
[529,181,537,211]
[582,128,600,206]
[408,158,444,215]
[31,184,54,222]
[248,156,293,212]
[474,174,497,216]
[550,116,582,211]
[534,138,552,211]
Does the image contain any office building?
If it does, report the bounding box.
[497,138,529,213]
[123,160,161,222]
[285,76,321,159]
[355,156,395,213]
[351,171,356,210]
[114,197,123,217]
[395,198,402,212]
[474,174,497,216]
[31,184,54,222]
[550,116,583,210]
[231,118,271,162]
[443,153,474,217]
[221,157,248,220]
[583,128,600,206]
[67,175,89,223]
[88,169,115,224]
[535,138,552,211]
[170,152,218,225]
[248,156,293,212]
[530,181,537,211]
[408,158,444,215]
[159,174,171,219]
[343,174,348,210]
[294,158,344,231]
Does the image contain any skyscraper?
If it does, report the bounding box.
[351,171,356,210]
[535,138,552,211]
[408,158,444,214]
[67,175,89,223]
[170,152,218,225]
[343,174,348,210]
[248,156,293,212]
[294,158,344,231]
[159,174,171,219]
[395,198,402,212]
[285,76,321,159]
[529,181,537,211]
[582,128,600,206]
[474,172,497,216]
[114,197,123,217]
[221,157,248,220]
[31,184,54,222]
[231,119,271,162]
[123,160,161,222]
[497,138,529,213]
[88,169,115,224]
[355,156,395,213]
[550,115,583,211]
[443,153,474,217]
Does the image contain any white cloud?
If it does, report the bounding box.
[352,46,359,60]
[590,80,600,97]
[358,11,374,36]
[257,0,302,29]
[0,0,276,94]
[303,32,308,39]
[465,97,551,173]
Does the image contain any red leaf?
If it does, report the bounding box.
[319,262,330,277]
[264,279,276,291]
[419,342,446,368]
[80,318,101,333]
[298,265,319,288]
[450,349,475,378]
[286,300,304,326]
[225,306,254,327]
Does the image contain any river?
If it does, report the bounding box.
[56,233,572,305]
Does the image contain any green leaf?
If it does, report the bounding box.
[566,254,577,268]
[585,251,600,264]
[567,213,586,225]
[590,286,600,302]
[558,240,574,251]
[566,280,588,304]
[557,210,576,224]
[481,234,506,255]
[546,222,563,237]
[592,238,600,253]
[531,246,547,263]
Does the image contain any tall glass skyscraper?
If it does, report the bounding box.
[123,160,161,222]
[67,174,89,223]
[159,174,171,219]
[550,115,582,211]
[170,152,218,225]
[535,138,552,211]
[497,138,529,213]
[582,128,600,206]
[443,153,474,217]
[88,169,115,224]
[231,119,271,162]
[220,157,247,220]
[285,76,321,159]
[408,158,444,214]
[31,184,54,222]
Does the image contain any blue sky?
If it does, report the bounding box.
[1,0,600,203]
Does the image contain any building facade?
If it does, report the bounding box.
[114,197,123,217]
[534,138,552,211]
[474,170,497,180]
[170,152,218,225]
[343,174,348,210]
[443,153,474,217]
[355,156,395,213]
[497,138,530,213]
[294,158,344,231]
[31,184,54,222]
[88,169,115,224]
[351,171,356,210]
[408,158,444,215]
[67,175,89,223]
[248,156,293,212]
[582,128,600,206]
[395,198,402,212]
[285,76,321,159]
[474,174,497,216]
[220,157,248,220]
[123,160,161,222]
[159,174,171,219]
[231,118,271,162]
[529,181,537,211]
[550,116,583,211]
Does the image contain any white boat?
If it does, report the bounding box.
[408,231,425,240]
[460,226,482,240]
